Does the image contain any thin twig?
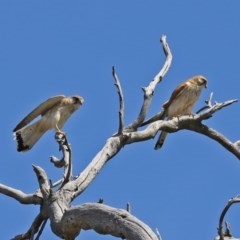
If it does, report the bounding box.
[126,202,131,213]
[112,66,125,134]
[196,99,238,120]
[196,92,214,113]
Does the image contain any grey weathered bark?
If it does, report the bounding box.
[216,196,240,240]
[0,35,239,239]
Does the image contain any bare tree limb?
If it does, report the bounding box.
[196,99,238,120]
[65,135,122,198]
[129,35,172,129]
[0,183,42,205]
[47,132,73,188]
[11,213,47,240]
[125,99,240,159]
[32,165,50,199]
[112,66,125,134]
[35,219,48,240]
[217,196,240,240]
[59,203,159,240]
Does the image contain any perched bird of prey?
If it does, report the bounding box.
[141,75,207,150]
[13,95,84,152]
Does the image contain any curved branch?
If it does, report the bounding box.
[186,123,240,159]
[112,66,125,134]
[32,165,50,199]
[217,196,240,240]
[0,183,42,205]
[58,203,158,240]
[129,35,172,129]
[52,133,72,188]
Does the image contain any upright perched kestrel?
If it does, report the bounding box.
[141,76,207,149]
[13,95,84,152]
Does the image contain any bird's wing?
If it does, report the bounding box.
[13,95,65,132]
[162,83,187,109]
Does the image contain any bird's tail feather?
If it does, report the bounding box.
[154,131,168,150]
[14,121,47,152]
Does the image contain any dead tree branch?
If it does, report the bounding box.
[217,196,240,240]
[196,92,214,113]
[12,213,47,240]
[50,132,72,188]
[0,183,42,205]
[128,35,172,130]
[32,165,50,199]
[59,203,159,240]
[112,66,125,134]
[126,99,240,159]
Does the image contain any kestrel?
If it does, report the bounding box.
[13,95,84,152]
[141,76,207,149]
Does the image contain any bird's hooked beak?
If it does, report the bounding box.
[201,77,208,88]
[203,77,208,88]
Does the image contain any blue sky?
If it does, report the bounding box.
[1,1,240,239]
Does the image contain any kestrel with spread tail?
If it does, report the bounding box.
[141,76,207,149]
[13,95,84,152]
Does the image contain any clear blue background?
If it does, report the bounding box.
[0,1,240,239]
